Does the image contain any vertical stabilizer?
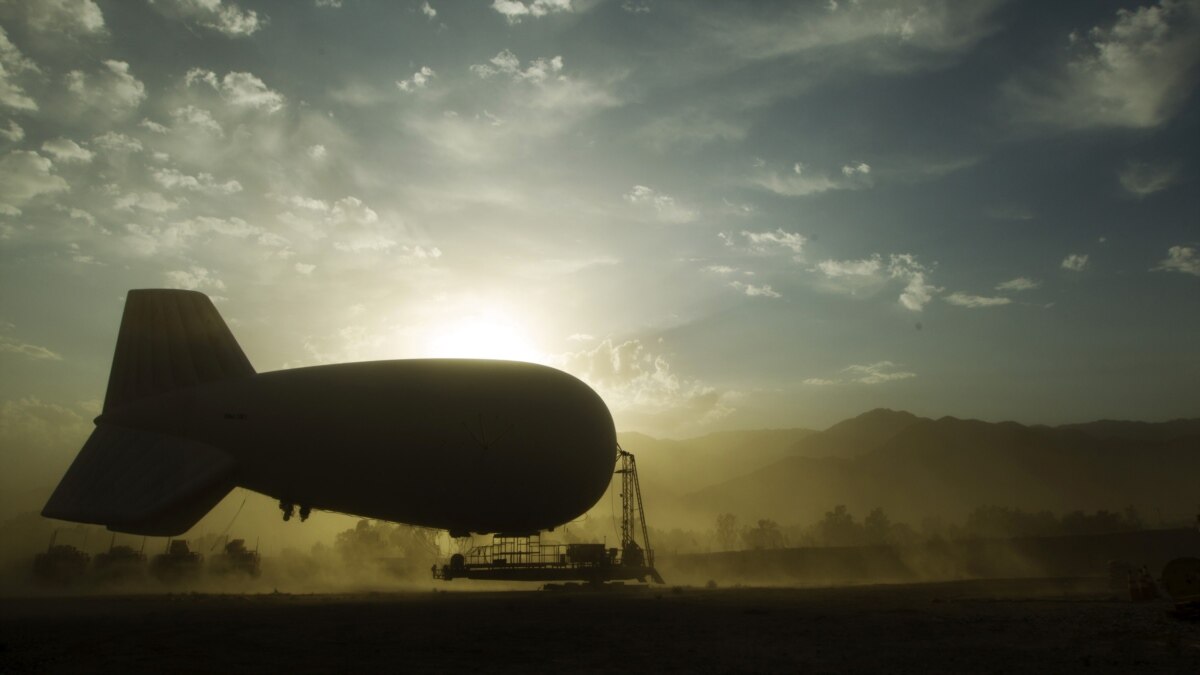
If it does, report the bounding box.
[103,289,254,413]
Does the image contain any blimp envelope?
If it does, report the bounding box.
[43,290,618,537]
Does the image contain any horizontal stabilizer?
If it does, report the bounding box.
[105,289,254,413]
[42,425,236,536]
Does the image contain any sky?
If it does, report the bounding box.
[0,0,1198,496]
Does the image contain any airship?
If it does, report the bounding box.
[42,290,617,537]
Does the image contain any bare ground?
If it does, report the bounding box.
[2,578,1199,673]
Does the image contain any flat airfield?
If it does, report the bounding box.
[3,578,1199,673]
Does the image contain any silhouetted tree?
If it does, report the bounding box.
[716,513,740,551]
[742,519,784,550]
[863,507,891,546]
[815,505,863,547]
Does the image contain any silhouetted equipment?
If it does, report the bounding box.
[32,531,90,587]
[150,539,204,583]
[209,537,261,577]
[435,448,665,584]
[42,289,617,537]
[93,533,147,582]
[1162,557,1200,604]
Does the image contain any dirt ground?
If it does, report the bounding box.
[2,578,1199,673]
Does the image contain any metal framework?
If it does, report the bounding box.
[433,446,664,584]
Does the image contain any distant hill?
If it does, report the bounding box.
[679,413,1200,528]
[787,408,925,458]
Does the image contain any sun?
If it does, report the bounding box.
[420,312,543,363]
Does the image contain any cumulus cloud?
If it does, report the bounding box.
[65,60,145,115]
[165,266,225,291]
[0,27,40,111]
[294,262,316,275]
[0,119,23,142]
[817,255,883,278]
[40,138,93,163]
[421,2,437,19]
[314,0,342,7]
[552,337,731,431]
[186,69,285,113]
[470,50,564,82]
[1153,245,1200,276]
[491,0,572,24]
[114,191,182,213]
[996,276,1040,292]
[887,254,939,311]
[1061,253,1089,272]
[21,0,106,35]
[704,265,737,275]
[841,162,871,176]
[92,131,143,153]
[741,228,806,258]
[0,151,68,209]
[1005,0,1200,130]
[397,66,434,93]
[944,292,1012,308]
[307,144,326,159]
[152,167,242,194]
[730,281,781,298]
[1118,160,1181,197]
[171,105,223,135]
[623,185,697,224]
[149,0,263,37]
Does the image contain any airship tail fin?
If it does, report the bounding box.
[42,425,236,536]
[104,289,255,413]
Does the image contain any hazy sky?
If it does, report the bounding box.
[0,0,1197,473]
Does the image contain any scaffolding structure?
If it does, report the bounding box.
[434,447,664,584]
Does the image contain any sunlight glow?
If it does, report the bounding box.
[419,312,544,363]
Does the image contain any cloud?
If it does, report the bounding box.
[152,167,242,194]
[0,151,68,209]
[397,66,435,93]
[0,27,40,111]
[92,131,143,153]
[552,338,732,432]
[470,50,564,82]
[186,69,285,113]
[704,265,737,275]
[294,262,316,275]
[944,292,1012,308]
[730,281,781,298]
[314,0,342,7]
[888,254,939,311]
[841,162,871,177]
[1118,160,1181,197]
[1005,0,1200,130]
[171,105,223,135]
[491,0,572,24]
[741,229,807,258]
[165,266,225,291]
[623,185,697,224]
[1153,245,1200,276]
[817,255,883,278]
[114,191,182,213]
[0,337,62,361]
[21,0,106,35]
[1061,253,1089,272]
[996,276,1040,291]
[40,138,93,163]
[307,144,326,159]
[0,119,23,142]
[66,60,146,115]
[751,161,871,197]
[421,2,437,19]
[804,361,917,386]
[844,361,916,384]
[812,253,938,310]
[149,0,263,37]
